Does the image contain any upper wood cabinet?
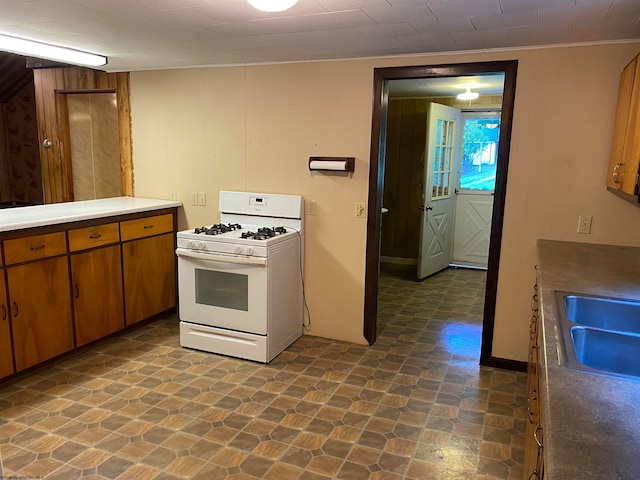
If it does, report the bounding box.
[0,271,15,379]
[607,54,640,201]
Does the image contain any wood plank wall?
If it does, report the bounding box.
[33,68,132,204]
[0,104,10,203]
[381,98,429,261]
[381,95,503,262]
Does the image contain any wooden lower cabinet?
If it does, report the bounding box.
[0,272,15,379]
[7,256,74,372]
[71,245,124,347]
[122,233,176,325]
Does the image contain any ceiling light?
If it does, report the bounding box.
[457,87,479,101]
[0,33,107,67]
[247,0,298,12]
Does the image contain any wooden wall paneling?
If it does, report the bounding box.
[33,68,132,203]
[34,69,60,204]
[381,98,429,260]
[396,99,418,259]
[408,99,429,259]
[0,104,11,203]
[116,73,134,196]
[55,92,74,201]
[381,100,401,257]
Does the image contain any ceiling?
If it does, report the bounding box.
[0,0,638,73]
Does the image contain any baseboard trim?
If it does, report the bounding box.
[380,256,417,265]
[480,356,527,372]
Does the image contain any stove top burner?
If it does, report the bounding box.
[241,226,288,241]
[194,223,242,235]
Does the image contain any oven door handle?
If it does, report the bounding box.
[176,248,268,266]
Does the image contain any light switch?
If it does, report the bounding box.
[198,192,206,206]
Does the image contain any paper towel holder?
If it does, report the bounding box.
[308,156,355,172]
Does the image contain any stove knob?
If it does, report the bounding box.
[244,247,254,256]
[186,240,194,249]
[233,246,242,254]
[195,241,205,250]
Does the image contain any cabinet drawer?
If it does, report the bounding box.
[120,214,173,241]
[68,223,120,252]
[4,232,67,265]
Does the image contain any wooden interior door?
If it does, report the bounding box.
[8,257,73,371]
[123,233,176,325]
[71,245,124,346]
[0,272,14,378]
[418,103,461,279]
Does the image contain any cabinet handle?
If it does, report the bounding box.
[612,162,622,184]
[534,425,543,448]
[143,224,154,229]
[528,470,539,479]
[1,304,5,320]
[89,233,102,239]
[74,284,80,298]
[29,245,45,251]
[12,302,18,317]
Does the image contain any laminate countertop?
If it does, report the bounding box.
[0,197,182,233]
[536,240,640,479]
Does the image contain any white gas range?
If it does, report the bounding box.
[176,191,304,363]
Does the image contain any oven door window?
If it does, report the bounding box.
[195,269,248,311]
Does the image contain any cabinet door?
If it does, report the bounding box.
[0,272,14,379]
[71,245,124,347]
[607,56,640,195]
[122,233,176,325]
[8,257,74,371]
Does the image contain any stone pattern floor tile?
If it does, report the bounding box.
[0,266,526,479]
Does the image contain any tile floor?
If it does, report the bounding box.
[0,266,526,479]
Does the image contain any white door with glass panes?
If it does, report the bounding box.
[418,103,461,280]
[452,112,500,268]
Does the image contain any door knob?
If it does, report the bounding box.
[419,205,433,211]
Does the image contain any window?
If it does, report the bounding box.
[459,112,501,191]
[432,118,455,199]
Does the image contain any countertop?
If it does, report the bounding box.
[536,240,640,479]
[0,197,182,233]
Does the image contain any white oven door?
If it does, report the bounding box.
[176,248,268,334]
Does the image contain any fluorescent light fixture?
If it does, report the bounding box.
[247,0,298,12]
[0,33,107,67]
[457,86,479,101]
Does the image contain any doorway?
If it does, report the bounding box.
[364,60,518,367]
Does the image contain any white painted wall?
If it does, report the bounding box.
[130,42,640,360]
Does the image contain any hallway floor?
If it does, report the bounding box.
[0,267,526,479]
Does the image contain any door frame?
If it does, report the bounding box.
[363,60,518,368]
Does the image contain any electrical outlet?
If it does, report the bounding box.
[198,192,206,206]
[307,200,316,215]
[577,215,592,234]
[170,192,177,201]
[191,192,198,206]
[355,202,366,218]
